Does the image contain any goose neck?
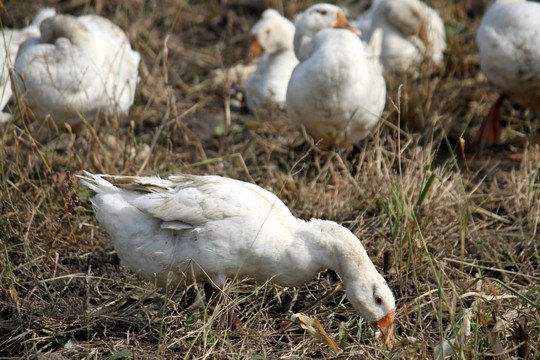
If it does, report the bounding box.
[295,219,371,284]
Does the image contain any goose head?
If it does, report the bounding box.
[293,3,360,61]
[309,220,396,349]
[249,9,295,57]
[344,268,396,349]
[378,0,429,47]
[39,15,94,46]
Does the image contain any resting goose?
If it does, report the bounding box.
[0,7,56,122]
[245,9,298,112]
[355,0,446,73]
[286,3,386,147]
[14,13,140,127]
[78,171,396,349]
[476,0,540,147]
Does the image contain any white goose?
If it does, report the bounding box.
[14,13,140,127]
[286,3,385,147]
[0,7,56,122]
[475,0,540,146]
[355,0,446,73]
[245,9,298,112]
[78,171,396,349]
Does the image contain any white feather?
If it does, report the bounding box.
[14,13,140,126]
[245,9,299,111]
[477,0,540,111]
[286,3,386,147]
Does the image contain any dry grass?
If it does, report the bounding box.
[1,0,539,359]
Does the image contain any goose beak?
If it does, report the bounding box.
[334,10,361,36]
[418,21,430,48]
[372,309,395,350]
[249,36,264,57]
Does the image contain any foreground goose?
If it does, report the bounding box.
[14,14,140,127]
[286,3,386,147]
[355,0,446,73]
[78,171,396,349]
[0,7,56,122]
[245,9,298,112]
[476,0,540,147]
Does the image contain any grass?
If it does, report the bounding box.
[1,0,539,359]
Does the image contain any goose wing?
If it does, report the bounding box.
[101,174,293,231]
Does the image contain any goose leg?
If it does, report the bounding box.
[475,93,507,147]
[203,282,244,331]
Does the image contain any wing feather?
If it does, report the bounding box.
[121,174,293,230]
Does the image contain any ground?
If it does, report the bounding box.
[1,0,539,359]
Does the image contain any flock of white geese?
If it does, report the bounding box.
[3,0,539,350]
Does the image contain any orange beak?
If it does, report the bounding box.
[418,21,430,49]
[372,309,395,350]
[334,10,361,36]
[249,36,264,58]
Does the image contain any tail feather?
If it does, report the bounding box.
[77,171,118,194]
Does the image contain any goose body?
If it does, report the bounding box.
[286,3,385,147]
[0,7,56,122]
[475,0,540,146]
[477,0,540,111]
[14,14,140,126]
[245,9,298,111]
[78,171,396,347]
[355,0,446,72]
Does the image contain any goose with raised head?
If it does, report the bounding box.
[355,0,446,73]
[286,3,385,147]
[475,0,540,147]
[245,9,298,112]
[0,7,56,122]
[14,13,140,127]
[77,171,396,349]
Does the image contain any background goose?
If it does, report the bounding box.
[475,0,540,147]
[0,7,56,122]
[355,0,446,73]
[78,171,396,349]
[286,3,385,147]
[245,9,298,112]
[14,13,140,127]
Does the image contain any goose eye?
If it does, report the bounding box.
[376,297,382,305]
[266,29,271,35]
[319,10,327,15]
